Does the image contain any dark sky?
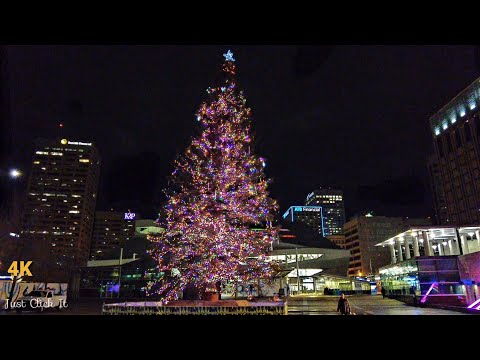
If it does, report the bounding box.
[3,45,480,220]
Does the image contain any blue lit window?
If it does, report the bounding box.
[442,122,448,130]
[434,127,441,136]
[459,105,466,117]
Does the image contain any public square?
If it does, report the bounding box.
[286,295,468,315]
[0,294,471,315]
[1,46,480,314]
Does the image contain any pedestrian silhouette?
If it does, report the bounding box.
[337,293,351,315]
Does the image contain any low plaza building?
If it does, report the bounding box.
[376,225,480,308]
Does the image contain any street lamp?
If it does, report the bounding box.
[9,169,21,178]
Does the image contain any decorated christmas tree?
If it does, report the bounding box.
[149,50,279,302]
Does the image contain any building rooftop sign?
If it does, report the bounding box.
[124,212,136,220]
[60,139,92,146]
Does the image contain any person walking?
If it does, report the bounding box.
[337,293,351,315]
[381,287,386,299]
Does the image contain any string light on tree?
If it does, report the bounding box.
[148,50,280,302]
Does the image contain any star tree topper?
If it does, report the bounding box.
[223,50,235,62]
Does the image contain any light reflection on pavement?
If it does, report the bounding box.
[286,294,469,315]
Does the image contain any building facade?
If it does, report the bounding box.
[344,215,431,277]
[376,225,480,308]
[20,138,100,274]
[282,206,324,237]
[428,77,480,225]
[326,235,346,249]
[80,219,164,298]
[90,211,136,260]
[305,188,345,236]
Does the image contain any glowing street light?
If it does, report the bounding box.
[9,169,22,178]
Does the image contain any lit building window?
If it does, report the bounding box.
[442,122,448,130]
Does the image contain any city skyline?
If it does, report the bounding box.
[2,46,480,220]
[2,45,480,316]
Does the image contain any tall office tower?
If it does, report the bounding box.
[344,215,431,278]
[282,205,325,237]
[90,211,136,260]
[20,138,100,276]
[428,77,480,225]
[305,188,345,236]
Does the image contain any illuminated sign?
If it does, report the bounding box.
[68,141,92,146]
[306,192,314,201]
[295,207,321,212]
[124,213,136,220]
[61,139,92,146]
[303,207,321,212]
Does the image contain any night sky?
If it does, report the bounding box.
[3,45,480,221]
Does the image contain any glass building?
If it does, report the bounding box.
[282,206,325,237]
[379,257,465,306]
[377,225,480,307]
[305,188,345,236]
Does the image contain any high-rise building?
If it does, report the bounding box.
[90,211,136,260]
[344,215,431,277]
[282,206,324,237]
[428,77,480,225]
[305,188,345,236]
[20,138,100,273]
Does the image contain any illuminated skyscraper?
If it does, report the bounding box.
[282,205,325,237]
[305,188,345,236]
[428,77,480,225]
[21,138,100,271]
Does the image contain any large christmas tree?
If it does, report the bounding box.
[149,50,279,302]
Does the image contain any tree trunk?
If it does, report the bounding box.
[182,283,200,300]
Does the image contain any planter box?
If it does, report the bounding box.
[102,300,287,315]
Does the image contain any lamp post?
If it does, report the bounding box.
[295,247,300,296]
[118,247,123,298]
